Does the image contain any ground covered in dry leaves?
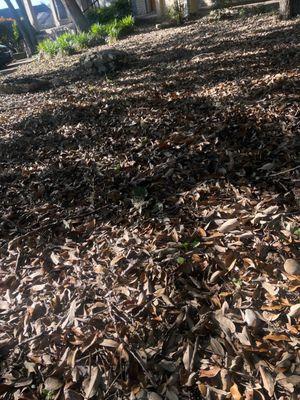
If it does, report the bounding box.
[0,12,300,400]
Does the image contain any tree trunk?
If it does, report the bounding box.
[4,0,35,56]
[15,0,37,48]
[62,0,90,31]
[280,0,300,19]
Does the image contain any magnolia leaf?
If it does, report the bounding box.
[99,339,119,348]
[183,343,193,371]
[148,392,163,400]
[259,365,274,397]
[218,218,239,233]
[83,366,101,399]
[44,377,63,392]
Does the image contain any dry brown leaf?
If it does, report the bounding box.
[183,343,193,371]
[83,366,101,399]
[218,218,239,233]
[199,366,221,378]
[148,392,163,400]
[230,383,242,400]
[99,339,119,348]
[259,365,275,397]
[288,304,300,318]
[44,377,63,392]
[263,333,290,342]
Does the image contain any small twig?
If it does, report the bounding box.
[125,345,156,386]
[15,251,22,275]
[270,165,300,177]
[105,298,156,386]
[18,332,45,346]
[103,372,121,398]
[76,349,103,363]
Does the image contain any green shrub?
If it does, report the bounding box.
[37,38,59,56]
[90,23,107,37]
[55,32,77,54]
[73,32,93,49]
[87,0,131,24]
[168,0,185,25]
[105,15,134,42]
[0,18,22,50]
[118,15,134,34]
[106,20,122,43]
[38,12,134,57]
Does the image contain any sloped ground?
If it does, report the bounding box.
[0,13,299,400]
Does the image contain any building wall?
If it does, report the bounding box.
[134,0,148,15]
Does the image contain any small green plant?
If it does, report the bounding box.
[12,21,19,43]
[73,32,93,50]
[105,19,123,43]
[168,0,185,25]
[37,38,59,57]
[38,14,134,57]
[90,23,107,37]
[181,242,189,251]
[293,227,300,237]
[42,390,55,400]
[55,32,76,55]
[118,15,135,34]
[232,277,242,288]
[177,256,185,265]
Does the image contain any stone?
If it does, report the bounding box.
[97,66,107,75]
[284,259,300,275]
[84,60,93,69]
[79,49,129,76]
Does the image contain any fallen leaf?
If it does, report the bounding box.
[218,218,239,233]
[230,383,242,400]
[259,365,274,397]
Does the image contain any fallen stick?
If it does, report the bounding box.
[270,165,300,177]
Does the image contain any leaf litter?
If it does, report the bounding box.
[0,12,300,400]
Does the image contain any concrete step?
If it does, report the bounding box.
[13,52,27,61]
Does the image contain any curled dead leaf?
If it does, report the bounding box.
[218,218,239,233]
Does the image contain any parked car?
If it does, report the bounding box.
[0,45,13,68]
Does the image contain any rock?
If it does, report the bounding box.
[97,66,107,74]
[284,259,300,275]
[84,60,93,68]
[79,49,129,76]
